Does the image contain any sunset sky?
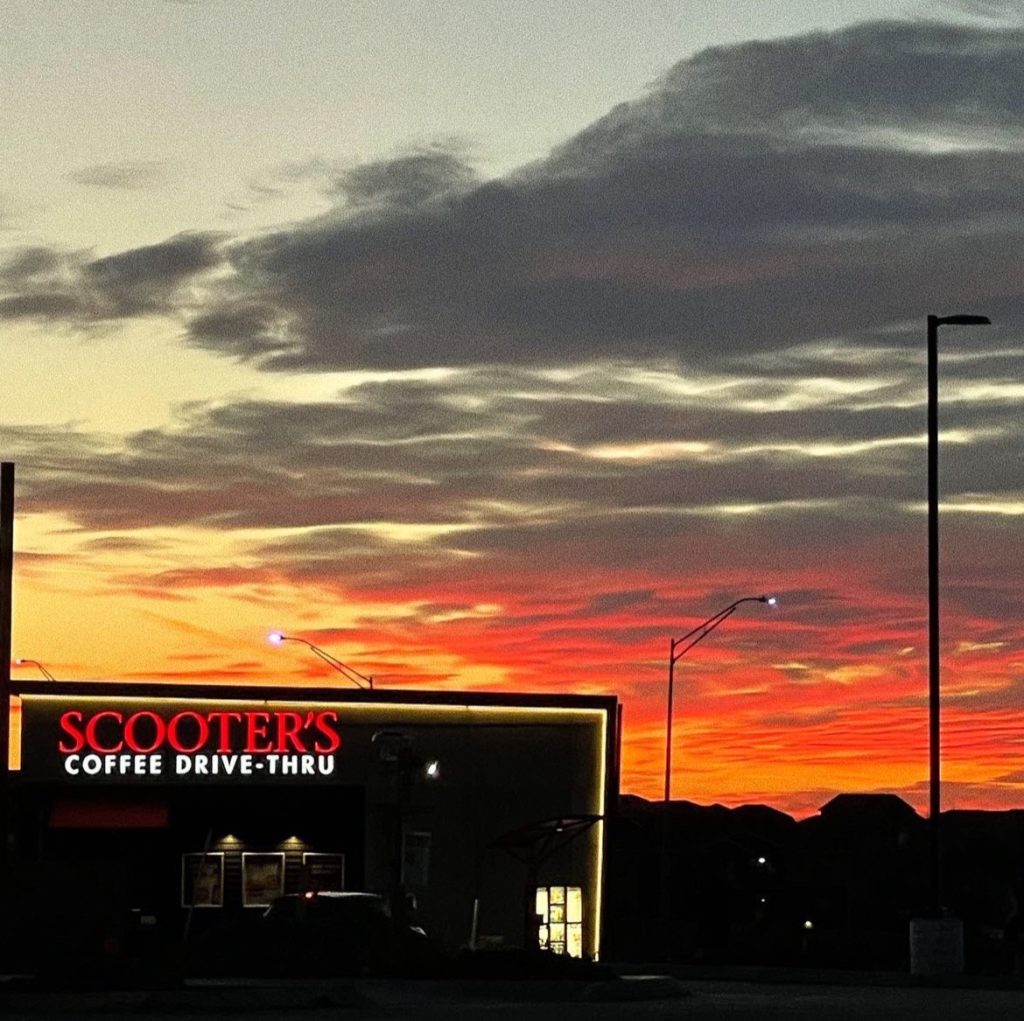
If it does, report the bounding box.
[2,0,1023,817]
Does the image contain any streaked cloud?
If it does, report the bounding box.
[0,232,224,323]
[1,14,1022,812]
[69,161,169,191]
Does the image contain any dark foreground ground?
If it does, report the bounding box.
[2,974,1024,1021]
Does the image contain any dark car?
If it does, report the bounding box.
[258,891,441,976]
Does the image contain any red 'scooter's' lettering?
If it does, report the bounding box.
[207,711,243,752]
[275,711,304,753]
[58,710,85,753]
[167,711,210,753]
[86,711,124,753]
[246,711,273,753]
[314,710,342,753]
[56,708,343,757]
[124,711,167,754]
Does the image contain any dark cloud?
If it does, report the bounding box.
[947,1,1024,24]
[0,233,224,323]
[82,233,224,316]
[69,161,168,191]
[557,20,1024,159]
[2,14,1021,813]
[1,247,66,282]
[3,21,1022,372]
[991,770,1024,783]
[334,146,478,209]
[758,709,842,728]
[242,156,343,205]
[6,350,1021,544]
[81,536,167,553]
[0,292,89,319]
[173,20,1024,371]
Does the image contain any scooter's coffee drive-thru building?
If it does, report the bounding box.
[7,681,619,967]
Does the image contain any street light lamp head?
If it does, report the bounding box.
[762,595,777,606]
[934,314,991,327]
[267,630,373,689]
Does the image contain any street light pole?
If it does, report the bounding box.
[0,462,15,868]
[659,593,775,947]
[268,632,373,689]
[14,659,55,681]
[926,313,990,917]
[664,595,776,803]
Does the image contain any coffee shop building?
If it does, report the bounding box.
[6,681,619,962]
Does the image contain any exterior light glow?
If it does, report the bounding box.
[424,759,441,780]
[803,920,814,930]
[757,856,767,865]
[267,632,285,645]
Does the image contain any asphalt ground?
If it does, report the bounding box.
[2,973,1024,1020]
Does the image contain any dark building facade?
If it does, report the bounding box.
[5,681,618,971]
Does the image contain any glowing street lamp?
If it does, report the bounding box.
[14,658,55,681]
[664,595,776,802]
[268,632,373,689]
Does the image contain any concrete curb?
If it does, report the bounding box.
[0,976,688,1013]
[612,962,1024,991]
[578,975,690,1002]
[146,984,369,1012]
[0,982,368,1014]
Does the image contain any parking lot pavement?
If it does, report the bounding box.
[2,976,1024,1020]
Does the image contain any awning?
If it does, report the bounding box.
[490,814,602,866]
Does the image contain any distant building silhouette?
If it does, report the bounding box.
[607,793,1024,973]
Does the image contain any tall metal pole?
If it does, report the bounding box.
[925,314,989,918]
[664,639,676,803]
[660,596,774,942]
[0,462,14,868]
[660,638,678,940]
[926,316,941,917]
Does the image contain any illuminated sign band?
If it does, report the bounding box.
[56,708,342,780]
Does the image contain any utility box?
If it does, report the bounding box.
[909,917,964,976]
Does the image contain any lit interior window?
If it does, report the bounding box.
[535,886,583,958]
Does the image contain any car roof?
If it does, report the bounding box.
[286,891,383,901]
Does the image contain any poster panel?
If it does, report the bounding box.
[181,852,224,908]
[302,852,345,892]
[242,852,285,907]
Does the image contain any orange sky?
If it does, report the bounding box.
[9,500,1023,818]
[3,5,1024,819]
